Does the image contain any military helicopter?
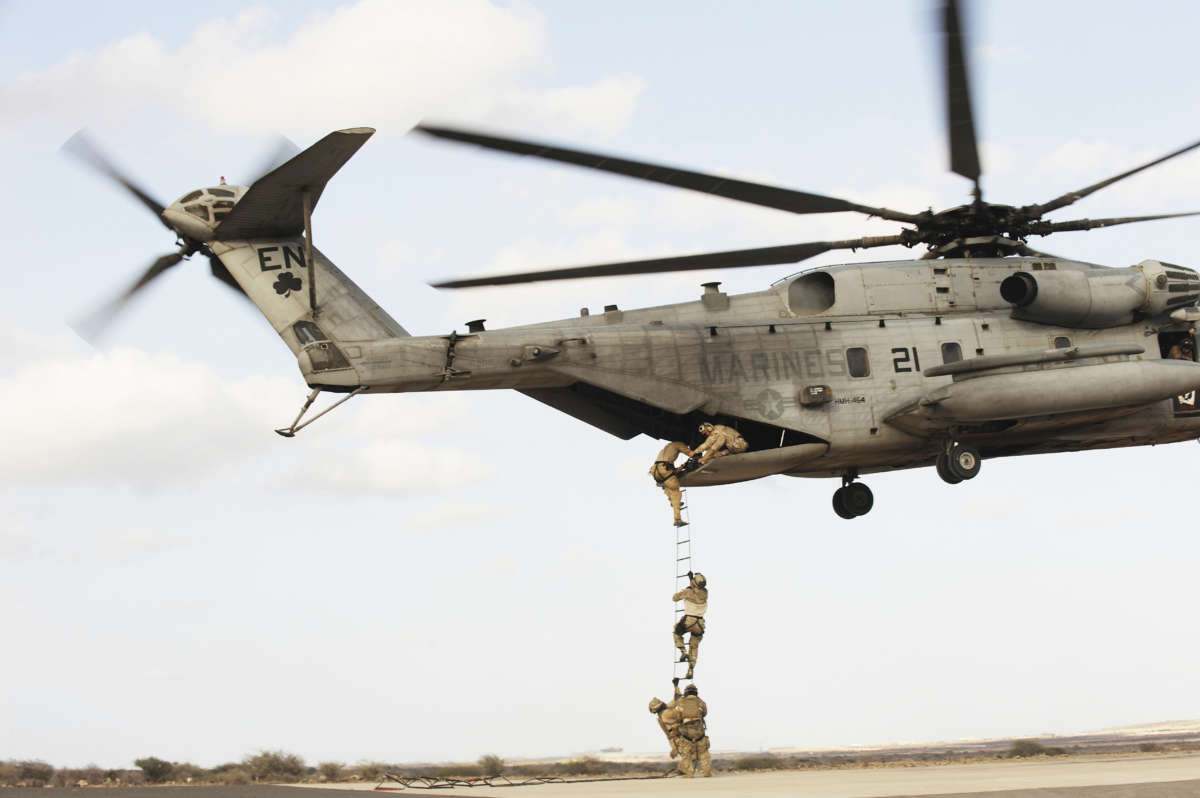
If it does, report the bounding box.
[69,0,1200,519]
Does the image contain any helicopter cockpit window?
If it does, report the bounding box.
[1053,336,1071,349]
[212,199,235,222]
[180,190,203,203]
[208,187,235,197]
[941,342,962,364]
[184,204,210,221]
[787,271,836,315]
[846,347,870,378]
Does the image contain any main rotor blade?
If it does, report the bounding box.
[942,0,982,189]
[414,124,921,224]
[74,251,185,340]
[1028,138,1200,216]
[1033,211,1200,234]
[62,131,171,228]
[432,235,908,289]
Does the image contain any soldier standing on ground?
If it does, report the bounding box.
[650,441,695,527]
[675,683,712,778]
[693,422,748,464]
[648,679,684,759]
[673,572,708,679]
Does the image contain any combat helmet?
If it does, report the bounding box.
[683,684,699,696]
[698,422,713,433]
[648,698,666,714]
[691,572,707,588]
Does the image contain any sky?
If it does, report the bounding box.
[5,0,1200,770]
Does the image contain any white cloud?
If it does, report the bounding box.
[0,346,293,487]
[1,0,644,138]
[0,332,484,496]
[304,439,489,496]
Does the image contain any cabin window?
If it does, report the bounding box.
[208,187,236,197]
[787,271,836,315]
[941,342,962,364]
[180,190,203,203]
[1053,336,1071,349]
[184,204,209,221]
[293,321,328,344]
[846,347,870,378]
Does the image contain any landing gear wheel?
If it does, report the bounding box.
[948,444,981,480]
[935,452,962,484]
[842,482,874,516]
[832,487,856,519]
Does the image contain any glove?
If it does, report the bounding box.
[687,570,693,579]
[672,677,680,686]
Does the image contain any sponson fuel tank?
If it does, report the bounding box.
[1000,260,1199,328]
[918,359,1200,422]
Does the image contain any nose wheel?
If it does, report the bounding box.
[936,443,981,484]
[832,472,873,519]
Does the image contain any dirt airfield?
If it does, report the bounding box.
[10,751,1198,798]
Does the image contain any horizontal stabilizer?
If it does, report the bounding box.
[215,128,374,240]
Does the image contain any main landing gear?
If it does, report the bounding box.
[832,470,873,520]
[935,442,982,484]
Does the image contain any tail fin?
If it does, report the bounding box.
[208,128,407,383]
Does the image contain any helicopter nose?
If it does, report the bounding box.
[161,204,216,242]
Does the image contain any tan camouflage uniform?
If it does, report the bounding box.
[675,689,711,777]
[695,423,748,463]
[650,686,684,758]
[650,441,694,526]
[672,576,708,678]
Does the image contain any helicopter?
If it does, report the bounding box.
[67,0,1200,519]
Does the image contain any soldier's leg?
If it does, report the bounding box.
[664,477,683,524]
[675,738,695,777]
[673,618,688,660]
[687,631,702,675]
[697,737,712,777]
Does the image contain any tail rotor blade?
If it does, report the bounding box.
[245,134,301,185]
[73,251,185,341]
[207,253,249,299]
[62,131,172,229]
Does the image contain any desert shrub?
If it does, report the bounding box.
[17,761,54,786]
[1008,740,1044,758]
[219,768,251,785]
[353,761,389,781]
[318,761,345,782]
[433,763,481,778]
[135,756,175,783]
[172,762,207,782]
[1140,742,1164,752]
[478,755,504,778]
[732,756,777,771]
[244,750,305,782]
[0,762,20,786]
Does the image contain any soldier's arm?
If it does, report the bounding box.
[695,433,719,453]
[672,589,686,601]
[698,698,707,717]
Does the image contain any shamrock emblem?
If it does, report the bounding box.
[273,271,303,297]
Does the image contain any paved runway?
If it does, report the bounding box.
[11,755,1200,798]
